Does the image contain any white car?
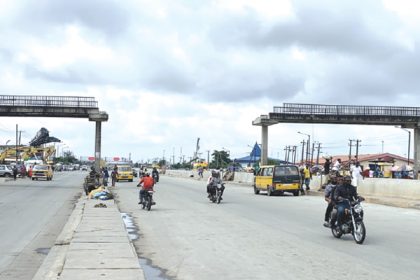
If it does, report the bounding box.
[0,165,13,177]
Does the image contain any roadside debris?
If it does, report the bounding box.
[94,202,107,208]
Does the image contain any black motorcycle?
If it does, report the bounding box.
[331,198,366,244]
[209,183,224,204]
[141,190,155,211]
[152,173,159,183]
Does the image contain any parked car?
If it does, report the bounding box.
[0,164,13,177]
[81,165,88,171]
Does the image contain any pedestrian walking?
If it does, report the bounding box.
[198,167,203,178]
[302,165,312,194]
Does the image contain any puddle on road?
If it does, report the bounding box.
[121,213,172,280]
[121,213,139,241]
[139,258,172,280]
[35,247,50,255]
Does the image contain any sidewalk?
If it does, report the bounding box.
[33,197,145,280]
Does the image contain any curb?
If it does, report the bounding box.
[32,198,85,280]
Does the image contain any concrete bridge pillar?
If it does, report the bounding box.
[89,112,108,173]
[95,121,102,172]
[261,125,268,166]
[414,127,420,179]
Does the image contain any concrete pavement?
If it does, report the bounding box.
[31,174,419,280]
[33,197,145,280]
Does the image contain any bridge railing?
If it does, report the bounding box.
[273,103,420,117]
[0,95,98,108]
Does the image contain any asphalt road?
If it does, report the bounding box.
[114,175,420,280]
[0,171,84,280]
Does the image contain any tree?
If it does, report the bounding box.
[209,150,232,169]
[159,159,167,167]
[54,150,78,164]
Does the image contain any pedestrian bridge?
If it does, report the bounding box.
[0,95,108,170]
[254,103,420,127]
[253,103,420,178]
[0,95,107,121]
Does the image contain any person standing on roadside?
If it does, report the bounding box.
[351,161,362,187]
[332,158,342,176]
[12,165,18,180]
[102,167,109,186]
[111,165,118,187]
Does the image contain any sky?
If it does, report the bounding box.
[0,0,420,164]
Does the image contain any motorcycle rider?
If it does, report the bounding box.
[323,174,338,227]
[137,173,155,205]
[333,175,361,231]
[152,167,159,183]
[207,169,225,199]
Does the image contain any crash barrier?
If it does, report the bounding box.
[165,170,420,200]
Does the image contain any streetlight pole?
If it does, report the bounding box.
[298,131,310,165]
[396,126,411,166]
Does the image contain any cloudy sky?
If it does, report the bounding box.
[0,0,419,164]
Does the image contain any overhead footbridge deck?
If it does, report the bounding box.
[253,103,420,178]
[253,103,420,127]
[0,95,107,121]
[0,95,108,170]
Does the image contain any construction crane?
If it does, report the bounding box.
[0,146,56,164]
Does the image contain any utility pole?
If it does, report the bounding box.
[284,146,290,162]
[355,140,361,162]
[316,142,321,165]
[306,137,310,164]
[310,142,315,166]
[300,140,305,165]
[172,147,175,165]
[15,124,18,163]
[348,139,354,163]
[292,146,297,164]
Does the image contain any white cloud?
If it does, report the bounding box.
[0,0,418,163]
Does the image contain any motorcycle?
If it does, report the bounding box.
[141,190,155,211]
[331,198,366,244]
[152,173,159,183]
[209,183,224,204]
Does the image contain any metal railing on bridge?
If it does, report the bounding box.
[0,95,98,108]
[273,103,420,117]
